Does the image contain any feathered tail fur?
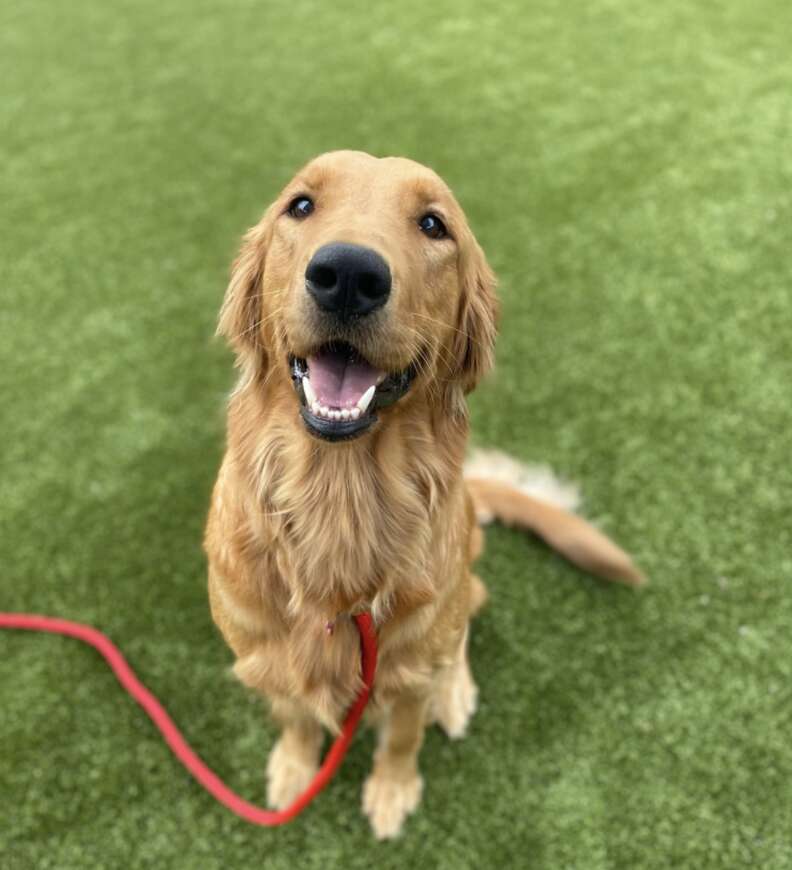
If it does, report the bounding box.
[464,450,645,586]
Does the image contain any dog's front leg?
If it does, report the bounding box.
[362,692,428,839]
[266,700,324,810]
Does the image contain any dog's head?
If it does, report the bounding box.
[218,150,498,442]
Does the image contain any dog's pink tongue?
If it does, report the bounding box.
[308,347,384,408]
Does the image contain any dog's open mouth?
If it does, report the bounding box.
[290,342,415,442]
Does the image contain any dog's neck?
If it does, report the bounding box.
[227,380,468,621]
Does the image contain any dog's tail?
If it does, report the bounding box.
[464,450,645,587]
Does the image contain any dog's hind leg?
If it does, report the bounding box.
[468,519,489,615]
[428,624,478,740]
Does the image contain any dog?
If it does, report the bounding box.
[204,150,643,839]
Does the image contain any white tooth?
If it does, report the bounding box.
[311,401,321,415]
[320,405,329,418]
[302,377,317,407]
[357,385,376,413]
[331,410,340,421]
[341,409,350,420]
[350,407,361,420]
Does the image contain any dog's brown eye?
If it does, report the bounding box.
[288,196,314,219]
[418,213,447,239]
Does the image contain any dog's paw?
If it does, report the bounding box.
[266,739,318,810]
[432,661,478,739]
[362,771,423,839]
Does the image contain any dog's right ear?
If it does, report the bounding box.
[216,207,275,370]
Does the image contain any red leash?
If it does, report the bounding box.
[0,611,377,825]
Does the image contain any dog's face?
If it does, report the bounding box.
[219,150,497,442]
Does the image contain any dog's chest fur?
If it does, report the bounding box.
[207,392,469,728]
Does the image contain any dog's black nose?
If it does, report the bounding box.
[305,243,391,321]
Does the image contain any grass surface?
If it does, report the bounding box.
[2,1,792,867]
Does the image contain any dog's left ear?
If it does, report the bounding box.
[452,234,499,394]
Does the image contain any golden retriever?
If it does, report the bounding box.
[204,150,643,838]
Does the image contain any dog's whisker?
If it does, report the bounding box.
[406,328,457,384]
[410,311,488,351]
[230,305,285,342]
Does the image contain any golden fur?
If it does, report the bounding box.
[204,150,642,838]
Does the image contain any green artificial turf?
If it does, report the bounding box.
[2,1,791,866]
